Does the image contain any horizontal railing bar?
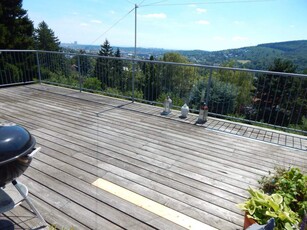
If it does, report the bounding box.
[41,80,80,90]
[0,81,36,88]
[1,49,306,78]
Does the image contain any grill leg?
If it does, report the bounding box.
[12,180,47,227]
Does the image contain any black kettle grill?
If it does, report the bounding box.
[0,124,47,227]
[0,125,36,187]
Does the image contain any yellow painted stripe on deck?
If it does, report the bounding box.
[92,178,217,230]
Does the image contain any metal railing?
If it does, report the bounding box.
[1,49,307,135]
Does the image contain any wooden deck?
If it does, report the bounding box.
[0,84,306,230]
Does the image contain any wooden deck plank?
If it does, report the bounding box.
[28,154,186,230]
[2,91,307,185]
[24,163,153,230]
[26,127,244,228]
[4,85,306,152]
[1,84,307,230]
[1,88,306,176]
[3,94,307,171]
[0,101,278,178]
[11,84,307,150]
[0,109,259,200]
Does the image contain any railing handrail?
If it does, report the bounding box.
[1,49,306,78]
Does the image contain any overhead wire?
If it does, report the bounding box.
[141,0,275,7]
[138,0,147,6]
[125,0,136,4]
[139,0,168,7]
[90,0,274,44]
[90,7,135,45]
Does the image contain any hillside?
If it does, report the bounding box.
[61,43,172,59]
[258,40,307,71]
[180,40,307,72]
[61,40,307,73]
[179,40,307,72]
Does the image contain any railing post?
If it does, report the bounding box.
[206,69,213,105]
[78,55,82,92]
[36,51,42,84]
[132,61,135,102]
[131,4,137,103]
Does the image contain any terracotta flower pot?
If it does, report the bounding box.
[244,212,257,230]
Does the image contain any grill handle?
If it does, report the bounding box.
[28,147,41,158]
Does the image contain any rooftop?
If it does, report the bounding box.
[1,84,306,230]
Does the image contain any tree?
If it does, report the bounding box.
[189,79,238,115]
[34,21,60,51]
[0,0,34,49]
[94,39,114,88]
[77,50,91,76]
[114,48,121,58]
[253,58,300,126]
[113,48,123,89]
[99,39,113,56]
[33,21,64,84]
[141,55,160,102]
[0,0,35,84]
[216,61,255,114]
[161,52,198,101]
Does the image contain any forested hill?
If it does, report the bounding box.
[62,40,307,73]
[179,40,307,72]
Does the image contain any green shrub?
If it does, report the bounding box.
[83,77,102,91]
[41,68,78,87]
[238,187,300,230]
[238,167,307,230]
[289,116,307,132]
[189,79,238,114]
[258,167,307,219]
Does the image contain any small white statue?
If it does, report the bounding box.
[181,103,189,118]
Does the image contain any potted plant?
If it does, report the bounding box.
[238,167,307,230]
[238,187,300,229]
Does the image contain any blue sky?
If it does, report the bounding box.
[23,0,307,51]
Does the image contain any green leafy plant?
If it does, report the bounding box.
[259,167,307,220]
[83,77,102,92]
[238,187,300,230]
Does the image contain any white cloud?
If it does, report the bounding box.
[232,36,249,42]
[196,20,210,25]
[80,23,88,27]
[140,13,167,19]
[189,4,197,7]
[110,10,115,14]
[90,19,102,24]
[196,8,207,14]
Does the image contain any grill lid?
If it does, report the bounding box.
[0,125,36,165]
